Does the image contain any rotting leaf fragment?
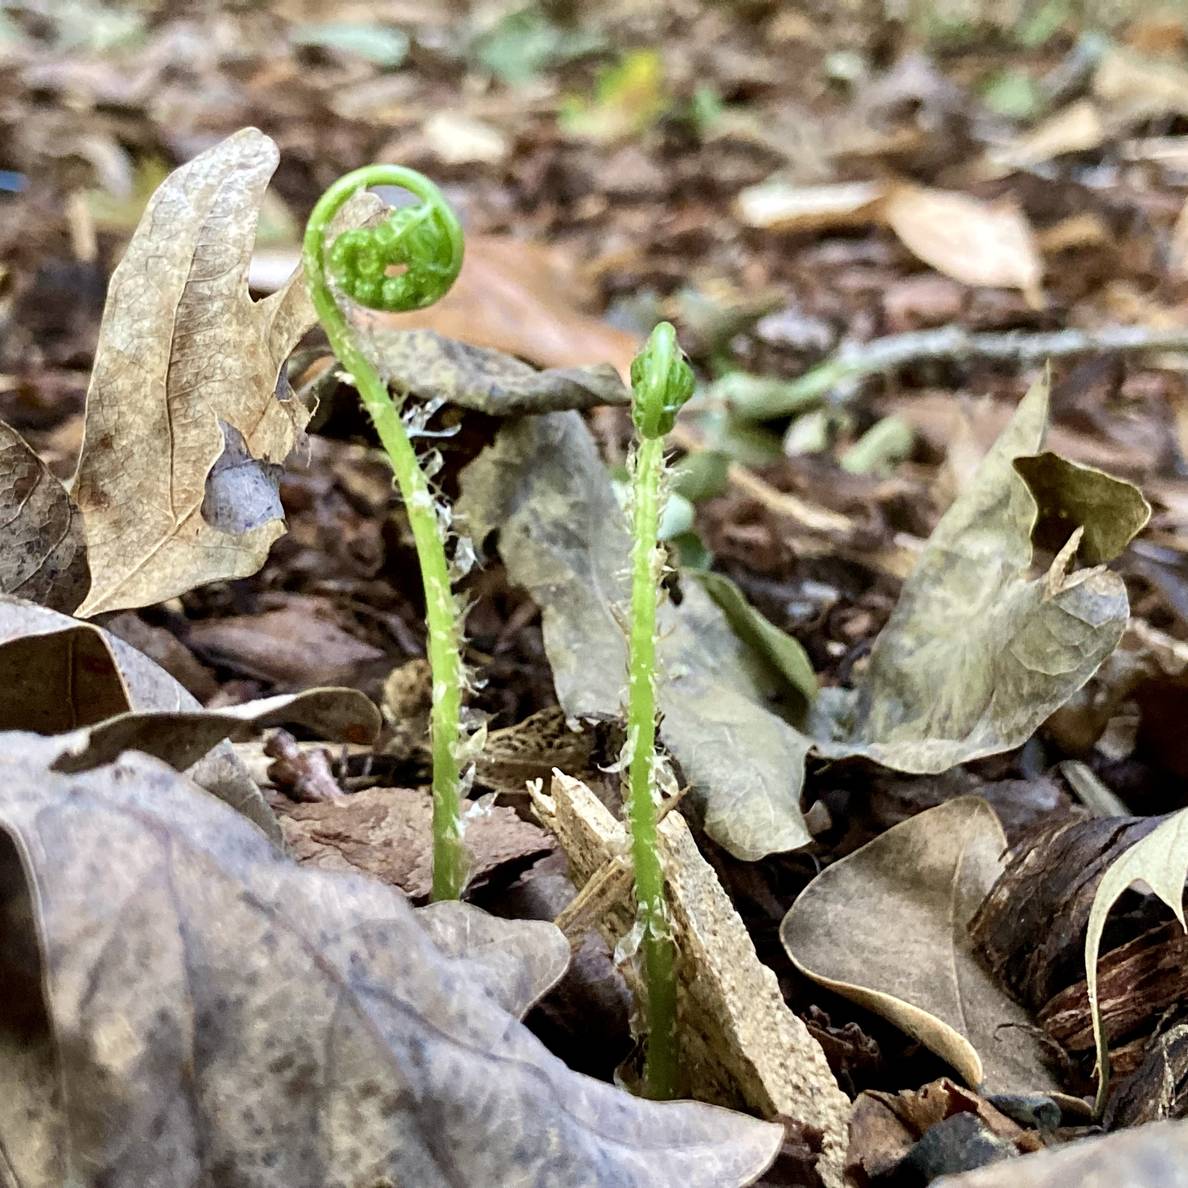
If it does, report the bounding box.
[0,421,89,613]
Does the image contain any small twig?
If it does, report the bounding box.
[776,323,1188,411]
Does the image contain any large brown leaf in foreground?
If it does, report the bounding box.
[72,128,317,617]
[0,745,781,1187]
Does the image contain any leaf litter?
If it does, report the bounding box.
[7,4,1188,1182]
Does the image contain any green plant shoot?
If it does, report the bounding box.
[627,321,695,1099]
[304,167,467,901]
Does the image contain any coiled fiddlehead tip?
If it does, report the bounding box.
[307,165,464,315]
[630,321,695,440]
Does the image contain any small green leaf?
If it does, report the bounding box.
[291,21,409,67]
[472,8,602,85]
[693,570,816,710]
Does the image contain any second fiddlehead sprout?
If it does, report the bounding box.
[626,322,695,1099]
[304,167,467,901]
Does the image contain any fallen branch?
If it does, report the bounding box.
[756,323,1188,415]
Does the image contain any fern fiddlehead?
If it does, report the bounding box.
[304,167,467,901]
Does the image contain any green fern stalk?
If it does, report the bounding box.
[304,166,467,901]
[627,322,695,1099]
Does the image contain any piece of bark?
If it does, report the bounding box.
[263,728,343,802]
[971,815,1164,1009]
[1039,918,1188,1057]
[531,771,851,1188]
[275,785,553,901]
[1104,1021,1188,1129]
[847,1079,1036,1187]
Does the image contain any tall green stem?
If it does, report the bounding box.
[304,167,467,901]
[628,433,678,1099]
[626,322,695,1100]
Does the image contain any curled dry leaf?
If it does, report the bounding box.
[882,184,1043,302]
[780,798,1066,1099]
[457,411,813,861]
[0,595,277,838]
[49,687,381,775]
[532,771,849,1188]
[359,326,630,415]
[71,128,371,617]
[933,1119,1188,1188]
[0,422,89,613]
[1085,806,1188,1111]
[814,376,1134,773]
[1014,450,1151,566]
[0,746,782,1187]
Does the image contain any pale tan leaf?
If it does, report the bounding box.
[0,421,89,613]
[934,1119,1188,1187]
[365,234,641,378]
[781,798,1065,1098]
[989,100,1105,170]
[1085,805,1188,1111]
[883,184,1043,299]
[533,771,849,1188]
[0,747,782,1186]
[734,179,887,233]
[814,377,1131,773]
[72,128,318,616]
[457,411,813,861]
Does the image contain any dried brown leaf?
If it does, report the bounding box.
[359,326,629,415]
[883,184,1043,301]
[1086,806,1188,1110]
[734,179,887,233]
[457,411,813,861]
[367,234,640,377]
[72,128,347,616]
[1014,451,1151,565]
[49,687,380,775]
[274,784,552,901]
[533,771,849,1188]
[0,422,89,613]
[0,746,781,1186]
[781,798,1066,1098]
